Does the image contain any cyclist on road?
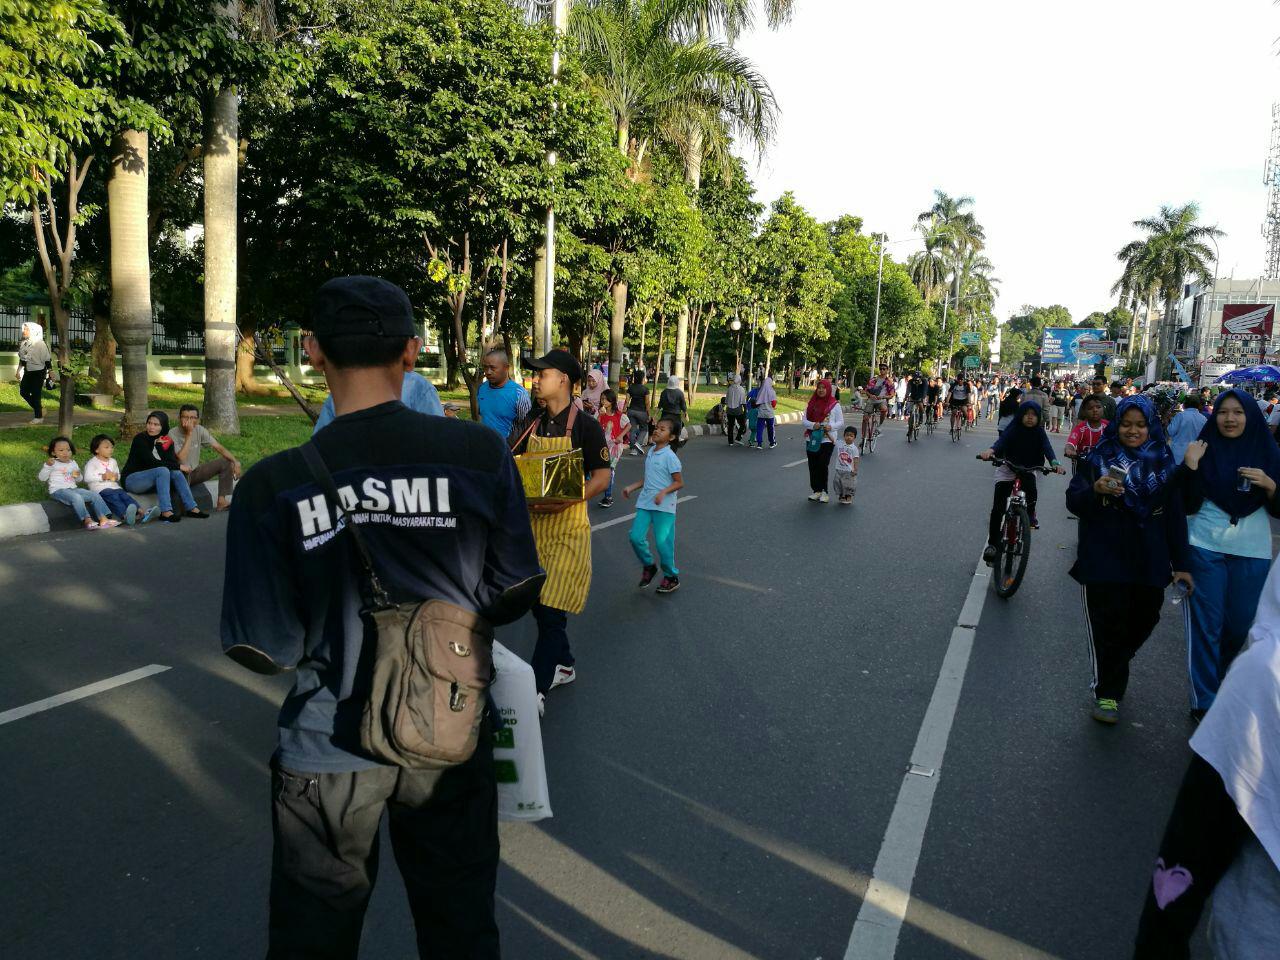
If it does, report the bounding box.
[927,377,943,422]
[906,373,928,431]
[978,400,1064,563]
[865,365,894,436]
[948,376,972,432]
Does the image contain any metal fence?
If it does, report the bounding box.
[0,306,205,356]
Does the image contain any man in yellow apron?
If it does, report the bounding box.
[513,350,612,712]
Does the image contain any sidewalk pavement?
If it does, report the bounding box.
[0,402,301,431]
[0,410,805,544]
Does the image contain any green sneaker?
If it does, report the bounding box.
[1091,698,1120,725]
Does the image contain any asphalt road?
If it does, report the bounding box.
[0,410,1217,959]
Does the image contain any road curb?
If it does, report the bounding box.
[0,479,226,544]
[0,412,803,544]
[683,410,803,439]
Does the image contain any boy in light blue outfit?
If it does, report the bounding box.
[623,416,685,594]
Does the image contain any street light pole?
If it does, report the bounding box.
[747,302,758,390]
[539,0,568,355]
[870,236,886,373]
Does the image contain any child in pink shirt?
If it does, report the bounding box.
[1065,394,1107,474]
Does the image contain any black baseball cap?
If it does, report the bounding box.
[309,276,417,338]
[527,348,584,385]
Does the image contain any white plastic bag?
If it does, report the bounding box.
[491,641,552,821]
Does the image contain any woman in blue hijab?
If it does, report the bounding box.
[1181,387,1280,720]
[1066,395,1192,724]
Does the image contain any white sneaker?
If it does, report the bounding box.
[84,520,100,530]
[550,665,576,689]
[99,518,122,528]
[808,492,822,501]
[29,417,43,425]
[537,693,545,717]
[819,492,830,503]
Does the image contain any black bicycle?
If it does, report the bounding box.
[979,457,1058,599]
[906,401,922,442]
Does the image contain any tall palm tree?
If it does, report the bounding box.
[1123,204,1222,376]
[908,227,948,303]
[108,128,153,434]
[917,191,983,299]
[1111,239,1159,360]
[564,0,776,384]
[202,0,243,434]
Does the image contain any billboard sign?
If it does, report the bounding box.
[959,332,981,346]
[1075,338,1117,356]
[1201,362,1236,387]
[1220,304,1275,342]
[1041,327,1107,363]
[963,355,981,368]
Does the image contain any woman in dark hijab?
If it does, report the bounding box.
[996,386,1023,432]
[978,400,1064,561]
[1180,387,1280,720]
[121,410,208,521]
[1066,395,1192,724]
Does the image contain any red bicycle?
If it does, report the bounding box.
[980,457,1057,598]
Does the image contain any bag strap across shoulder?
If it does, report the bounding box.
[301,441,393,611]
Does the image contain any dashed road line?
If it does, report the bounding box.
[843,554,991,958]
[590,496,698,532]
[0,664,171,727]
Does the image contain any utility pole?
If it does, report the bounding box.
[534,0,568,355]
[870,237,886,372]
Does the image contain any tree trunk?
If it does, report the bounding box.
[90,309,121,396]
[108,129,152,436]
[50,303,75,435]
[692,306,713,403]
[608,279,627,389]
[202,74,241,434]
[651,311,666,410]
[1161,293,1178,379]
[674,127,704,383]
[235,318,273,395]
[532,241,547,355]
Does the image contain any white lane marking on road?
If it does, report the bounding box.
[782,459,807,468]
[590,496,698,532]
[693,574,770,594]
[843,556,991,959]
[0,664,171,727]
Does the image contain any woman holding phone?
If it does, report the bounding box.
[1179,388,1280,721]
[1066,395,1192,725]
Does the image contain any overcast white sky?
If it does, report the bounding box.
[735,0,1280,324]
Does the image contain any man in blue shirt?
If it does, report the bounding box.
[477,349,530,438]
[312,369,443,434]
[222,276,543,957]
[1167,393,1208,464]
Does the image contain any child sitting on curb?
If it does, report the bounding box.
[83,434,159,526]
[39,436,119,530]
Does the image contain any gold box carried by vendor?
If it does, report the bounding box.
[514,449,585,504]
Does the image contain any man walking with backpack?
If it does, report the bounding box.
[221,276,544,959]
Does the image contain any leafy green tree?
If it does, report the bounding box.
[826,217,928,381]
[243,0,615,415]
[754,191,839,378]
[0,0,120,204]
[1117,204,1222,376]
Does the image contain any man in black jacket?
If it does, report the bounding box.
[221,276,544,959]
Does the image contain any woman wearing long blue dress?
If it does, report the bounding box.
[1180,388,1280,721]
